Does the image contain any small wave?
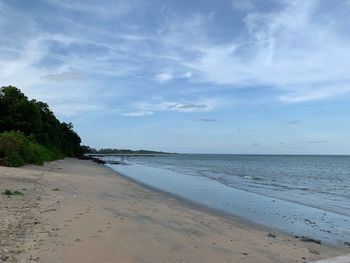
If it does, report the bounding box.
[243,175,262,181]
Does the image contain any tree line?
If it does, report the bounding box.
[81,146,170,155]
[0,86,82,166]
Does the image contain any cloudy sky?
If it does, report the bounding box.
[1,0,350,154]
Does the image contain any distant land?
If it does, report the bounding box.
[82,146,174,155]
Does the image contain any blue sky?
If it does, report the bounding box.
[1,0,350,154]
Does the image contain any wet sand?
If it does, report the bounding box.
[0,158,348,262]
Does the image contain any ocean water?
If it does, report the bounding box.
[106,154,350,245]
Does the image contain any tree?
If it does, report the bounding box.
[0,86,83,166]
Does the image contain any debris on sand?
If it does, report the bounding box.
[267,233,276,238]
[296,236,321,244]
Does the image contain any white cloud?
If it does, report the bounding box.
[183,71,192,78]
[0,35,102,116]
[0,2,142,116]
[2,0,350,124]
[167,103,207,110]
[195,118,218,122]
[183,0,350,103]
[43,0,136,17]
[132,97,222,113]
[301,140,328,144]
[155,72,174,83]
[0,38,49,89]
[51,101,103,116]
[122,111,154,117]
[155,71,193,83]
[44,71,82,81]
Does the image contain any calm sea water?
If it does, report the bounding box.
[106,154,350,245]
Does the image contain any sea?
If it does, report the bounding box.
[104,154,350,245]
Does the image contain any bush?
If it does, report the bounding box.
[0,131,63,167]
[2,189,24,196]
[3,189,13,195]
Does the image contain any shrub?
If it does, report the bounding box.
[0,131,63,167]
[2,189,24,196]
[3,189,13,195]
[0,131,26,166]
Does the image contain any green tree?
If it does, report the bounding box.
[0,86,83,166]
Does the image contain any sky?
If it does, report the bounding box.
[1,0,350,154]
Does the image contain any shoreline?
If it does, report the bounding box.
[0,158,348,262]
[107,164,276,234]
[105,163,297,240]
[107,162,350,246]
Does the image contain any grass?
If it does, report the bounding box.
[2,189,24,196]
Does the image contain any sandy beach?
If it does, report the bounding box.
[0,158,348,263]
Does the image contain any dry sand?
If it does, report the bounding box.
[0,158,348,263]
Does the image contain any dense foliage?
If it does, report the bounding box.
[0,86,82,166]
[0,131,61,166]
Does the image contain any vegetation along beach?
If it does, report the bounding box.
[1,0,350,262]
